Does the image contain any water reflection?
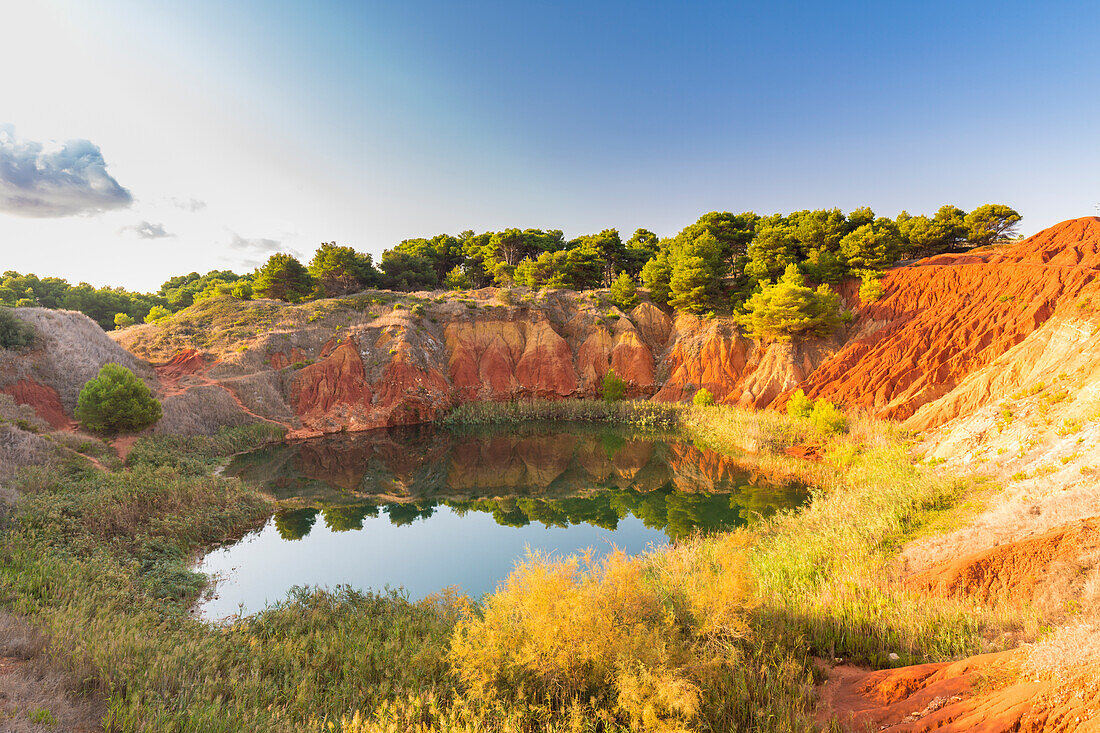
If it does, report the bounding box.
[227,423,809,541]
[198,424,809,617]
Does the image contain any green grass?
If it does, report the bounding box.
[0,404,1018,732]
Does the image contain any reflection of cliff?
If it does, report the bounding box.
[236,425,808,540]
[229,425,795,500]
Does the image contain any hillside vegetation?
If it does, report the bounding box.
[0,404,1017,732]
[1,203,1018,330]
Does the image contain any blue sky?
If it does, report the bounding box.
[2,0,1098,290]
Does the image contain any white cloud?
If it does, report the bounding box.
[0,124,133,217]
[121,220,173,239]
[169,196,206,212]
[227,231,301,259]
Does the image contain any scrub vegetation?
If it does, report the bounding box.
[0,404,1022,732]
[0,203,1020,335]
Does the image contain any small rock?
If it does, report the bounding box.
[888,652,900,662]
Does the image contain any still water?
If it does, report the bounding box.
[196,424,807,619]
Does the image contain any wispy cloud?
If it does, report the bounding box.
[0,124,133,217]
[169,196,206,212]
[227,231,301,260]
[121,220,173,239]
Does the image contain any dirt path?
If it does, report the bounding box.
[155,349,296,432]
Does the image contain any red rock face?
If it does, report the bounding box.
[0,378,72,429]
[268,347,307,370]
[797,217,1100,419]
[291,339,373,418]
[445,320,578,400]
[289,337,453,437]
[654,318,754,404]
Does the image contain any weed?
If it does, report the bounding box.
[29,707,57,726]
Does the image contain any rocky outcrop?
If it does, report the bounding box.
[816,650,1100,732]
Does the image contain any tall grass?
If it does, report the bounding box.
[0,403,1019,732]
[440,399,683,432]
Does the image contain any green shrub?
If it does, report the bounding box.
[738,264,844,340]
[443,265,471,290]
[0,307,34,348]
[609,272,639,310]
[785,389,846,434]
[144,304,171,323]
[601,369,627,402]
[786,389,814,418]
[858,273,885,303]
[693,388,715,406]
[810,399,847,434]
[75,363,162,434]
[113,312,135,329]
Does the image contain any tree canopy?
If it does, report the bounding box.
[253,254,314,302]
[737,264,845,341]
[1,202,1023,332]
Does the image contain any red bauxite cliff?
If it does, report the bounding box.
[797,217,1100,420]
[5,217,1095,438]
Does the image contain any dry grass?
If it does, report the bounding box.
[0,425,62,485]
[0,611,105,733]
[2,308,153,410]
[156,385,261,435]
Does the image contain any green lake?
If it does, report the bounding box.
[196,423,808,618]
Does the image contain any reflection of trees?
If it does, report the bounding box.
[322,504,379,532]
[243,424,810,541]
[274,508,318,540]
[301,483,807,541]
[383,503,435,526]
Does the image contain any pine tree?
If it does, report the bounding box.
[253,253,313,302]
[737,264,844,340]
[668,254,711,313]
[641,251,672,305]
[609,272,639,309]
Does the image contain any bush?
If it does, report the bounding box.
[609,272,639,309]
[693,388,715,406]
[858,272,885,303]
[786,389,814,418]
[144,305,171,323]
[785,389,847,434]
[443,265,471,291]
[809,399,847,434]
[0,307,34,349]
[450,541,750,730]
[113,312,135,329]
[601,369,627,402]
[75,364,162,434]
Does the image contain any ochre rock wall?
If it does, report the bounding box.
[9,217,1099,436]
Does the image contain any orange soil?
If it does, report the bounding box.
[0,378,74,430]
[798,217,1100,419]
[154,348,208,396]
[110,435,139,463]
[817,651,1100,732]
[908,518,1100,604]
